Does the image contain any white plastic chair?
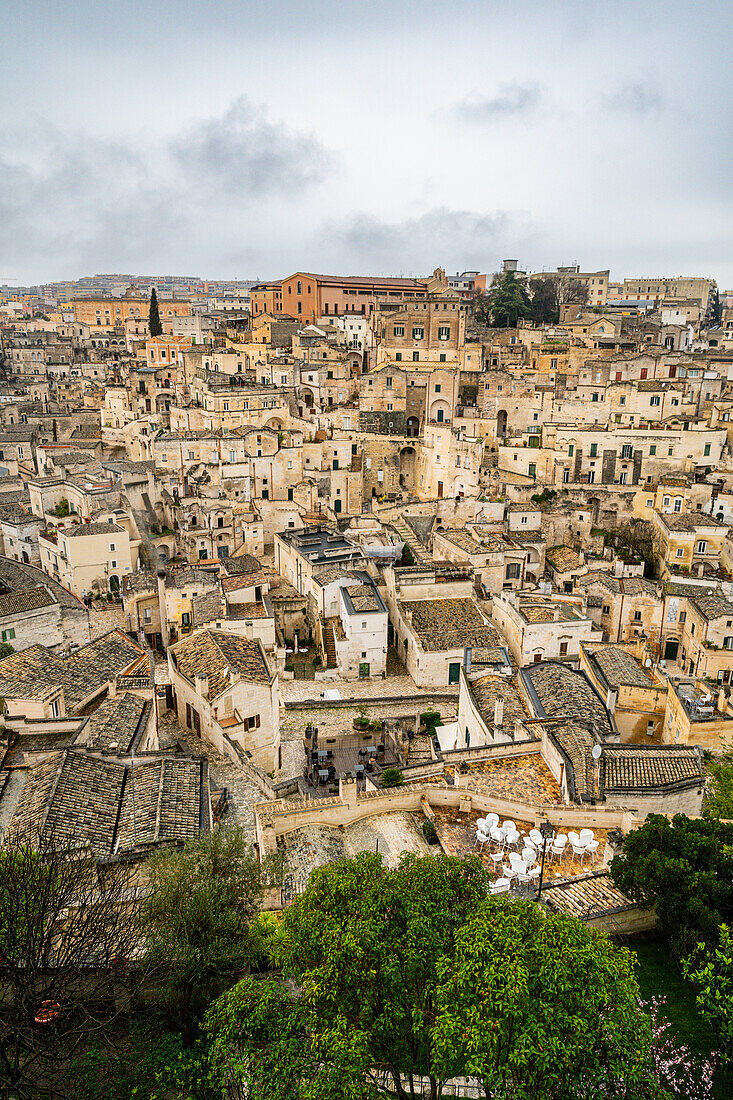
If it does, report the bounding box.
[505,830,521,850]
[501,820,516,836]
[474,827,490,852]
[568,831,580,847]
[522,847,537,867]
[571,841,587,865]
[585,838,600,863]
[579,829,594,846]
[486,812,500,831]
[527,865,541,884]
[516,860,531,885]
[529,829,544,848]
[489,825,504,850]
[502,862,517,882]
[489,850,505,874]
[550,834,567,863]
[490,877,511,896]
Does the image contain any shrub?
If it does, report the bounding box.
[423,820,438,844]
[381,768,404,788]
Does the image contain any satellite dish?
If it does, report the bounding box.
[592,744,602,760]
[644,658,652,667]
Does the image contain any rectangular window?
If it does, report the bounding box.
[528,463,536,478]
[589,443,598,458]
[650,395,661,406]
[438,326,450,340]
[435,384,441,393]
[697,540,707,553]
[568,444,574,457]
[704,443,711,457]
[1,628,15,642]
[393,326,404,337]
[412,327,424,339]
[650,445,656,456]
[676,548,684,557]
[621,444,632,459]
[395,352,402,361]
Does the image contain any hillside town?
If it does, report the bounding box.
[2,262,733,1096]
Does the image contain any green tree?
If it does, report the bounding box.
[683,922,733,1065]
[485,270,531,328]
[0,642,13,660]
[471,291,492,326]
[709,285,722,326]
[610,814,733,954]
[142,827,269,1046]
[432,898,651,1098]
[704,739,733,820]
[528,276,560,324]
[206,853,656,1100]
[148,287,163,337]
[207,978,310,1100]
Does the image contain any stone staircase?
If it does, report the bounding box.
[322,617,338,669]
[389,514,434,565]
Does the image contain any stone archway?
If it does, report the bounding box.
[496,409,508,438]
[406,415,420,438]
[399,446,417,490]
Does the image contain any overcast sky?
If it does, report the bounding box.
[2,0,731,286]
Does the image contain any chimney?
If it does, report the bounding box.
[553,608,560,622]
[464,646,472,674]
[194,673,209,698]
[494,698,504,726]
[157,565,168,650]
[606,688,617,714]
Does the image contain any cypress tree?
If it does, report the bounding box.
[148,287,163,336]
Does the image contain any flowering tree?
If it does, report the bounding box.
[642,997,716,1099]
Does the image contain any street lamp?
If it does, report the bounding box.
[536,820,554,901]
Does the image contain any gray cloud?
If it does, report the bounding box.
[317,206,540,275]
[171,96,332,197]
[0,99,332,277]
[452,83,542,124]
[602,82,664,115]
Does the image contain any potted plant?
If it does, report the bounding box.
[354,704,371,731]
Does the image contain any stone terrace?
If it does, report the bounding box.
[432,805,608,883]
